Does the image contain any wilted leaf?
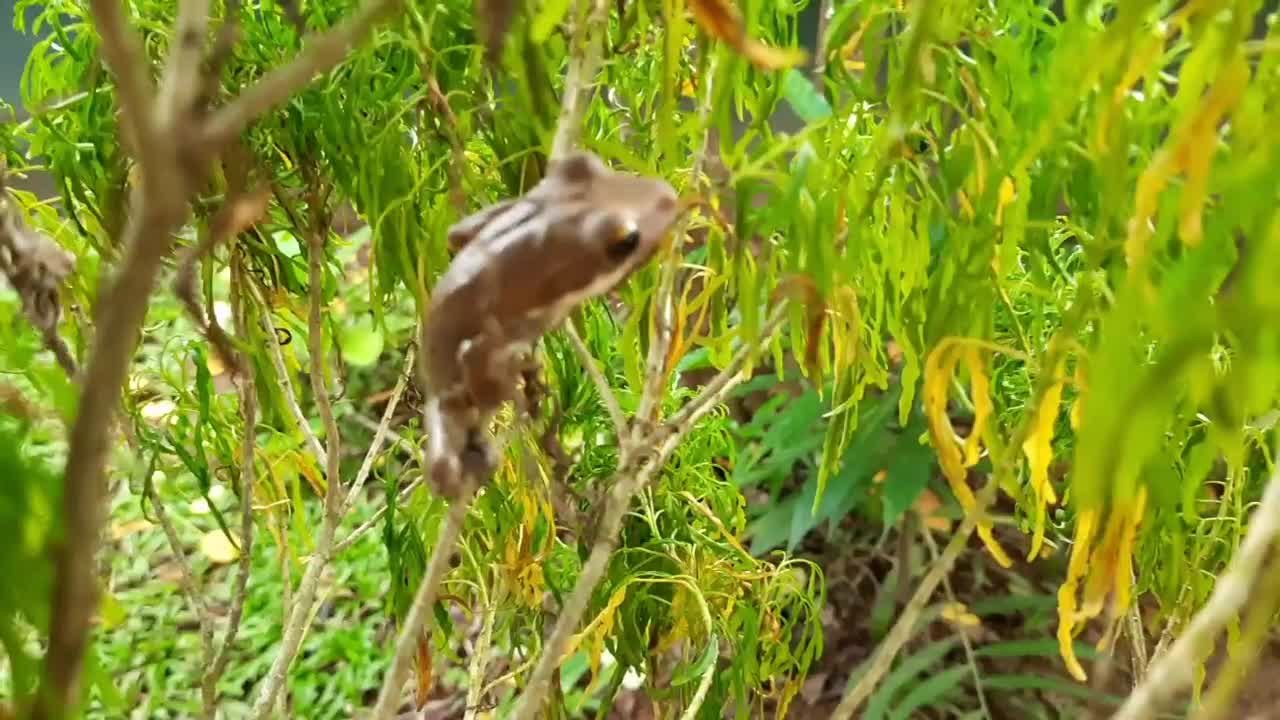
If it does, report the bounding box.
[688,0,807,70]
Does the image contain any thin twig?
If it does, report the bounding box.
[146,481,215,657]
[921,523,990,720]
[549,0,608,160]
[334,474,422,555]
[369,490,476,719]
[249,196,344,719]
[202,0,406,149]
[86,0,161,175]
[831,514,979,720]
[36,1,206,712]
[202,258,259,719]
[509,305,788,720]
[1110,460,1280,720]
[342,345,416,515]
[247,280,329,466]
[563,323,626,440]
[463,590,497,720]
[633,53,718,430]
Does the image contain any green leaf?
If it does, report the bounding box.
[864,638,960,720]
[341,316,385,367]
[672,635,719,687]
[880,426,934,524]
[887,665,970,720]
[781,69,832,123]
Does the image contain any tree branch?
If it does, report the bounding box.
[549,0,608,160]
[202,257,259,719]
[563,322,627,441]
[246,279,329,466]
[86,0,161,175]
[369,490,476,719]
[509,304,788,720]
[1110,460,1280,720]
[36,0,214,710]
[342,344,416,515]
[831,514,978,720]
[146,480,215,657]
[249,194,344,718]
[202,0,406,149]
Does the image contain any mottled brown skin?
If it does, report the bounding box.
[422,150,679,497]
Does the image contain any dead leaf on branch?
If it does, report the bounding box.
[688,0,807,70]
[0,168,78,376]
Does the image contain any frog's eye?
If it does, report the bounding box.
[606,222,642,261]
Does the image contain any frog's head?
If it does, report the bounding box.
[549,150,681,288]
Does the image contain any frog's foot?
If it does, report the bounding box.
[459,427,499,480]
[429,453,467,500]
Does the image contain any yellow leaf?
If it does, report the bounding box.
[1070,361,1086,431]
[199,529,241,564]
[941,602,981,628]
[924,341,1011,568]
[1058,508,1098,682]
[1022,359,1065,561]
[995,176,1015,227]
[415,632,434,707]
[207,351,227,377]
[688,0,807,70]
[111,518,153,540]
[962,348,993,467]
[99,590,126,631]
[582,585,629,691]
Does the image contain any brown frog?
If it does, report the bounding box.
[421,150,680,498]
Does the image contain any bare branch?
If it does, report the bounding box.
[156,0,211,130]
[86,0,161,174]
[174,186,271,377]
[369,490,476,719]
[563,323,626,440]
[343,344,416,515]
[334,474,422,555]
[1110,461,1280,720]
[202,258,259,719]
[549,0,608,160]
[510,304,788,720]
[202,0,407,149]
[249,195,344,718]
[830,515,978,720]
[246,279,329,466]
[145,480,215,657]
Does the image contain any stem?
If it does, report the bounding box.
[549,0,608,160]
[369,490,475,719]
[1111,460,1280,720]
[249,196,345,718]
[509,305,788,720]
[202,258,259,718]
[563,323,627,440]
[202,0,407,149]
[341,345,416,516]
[831,515,978,720]
[249,279,329,467]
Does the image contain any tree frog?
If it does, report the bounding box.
[421,150,680,498]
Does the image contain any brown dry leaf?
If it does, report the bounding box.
[688,0,807,70]
[155,562,185,583]
[912,488,951,532]
[198,529,241,564]
[414,633,434,708]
